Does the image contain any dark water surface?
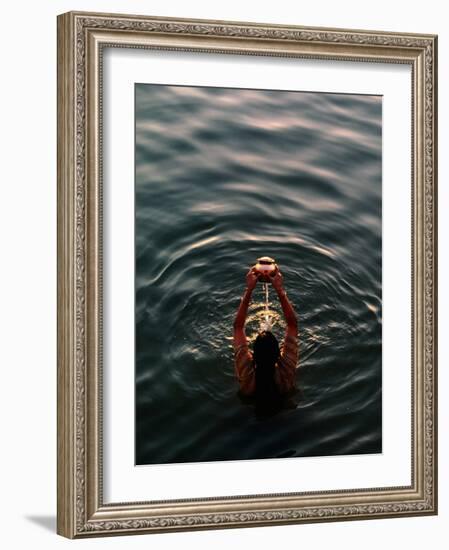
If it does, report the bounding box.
[135,84,382,465]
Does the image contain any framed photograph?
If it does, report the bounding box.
[57,11,438,538]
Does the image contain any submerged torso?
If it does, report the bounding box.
[234,332,298,397]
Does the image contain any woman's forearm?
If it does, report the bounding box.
[233,287,253,329]
[276,286,297,328]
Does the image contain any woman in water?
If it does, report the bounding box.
[233,266,298,413]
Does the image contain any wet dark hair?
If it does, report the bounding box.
[253,331,282,416]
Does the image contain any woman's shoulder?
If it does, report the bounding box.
[234,342,252,354]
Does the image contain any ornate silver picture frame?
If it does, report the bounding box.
[57,11,437,538]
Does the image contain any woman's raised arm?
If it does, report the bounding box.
[233,268,258,347]
[270,269,298,334]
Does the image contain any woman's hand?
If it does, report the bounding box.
[246,267,259,291]
[270,267,284,292]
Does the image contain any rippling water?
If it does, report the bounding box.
[135,84,382,465]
